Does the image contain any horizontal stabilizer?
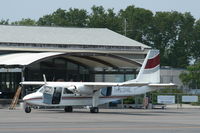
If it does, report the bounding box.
[121,82,149,86]
[148,83,177,88]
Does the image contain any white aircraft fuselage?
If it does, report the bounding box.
[23,82,154,107]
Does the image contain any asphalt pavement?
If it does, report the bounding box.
[0,108,200,133]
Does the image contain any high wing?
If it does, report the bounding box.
[20,81,176,89]
[20,81,148,86]
[20,81,121,87]
[82,82,176,90]
[83,82,149,89]
[20,81,149,88]
[20,82,45,85]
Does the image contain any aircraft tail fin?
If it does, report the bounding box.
[126,50,160,83]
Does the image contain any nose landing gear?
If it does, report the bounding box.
[24,102,31,113]
[25,106,31,113]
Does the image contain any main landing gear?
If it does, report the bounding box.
[64,106,73,112]
[90,90,100,113]
[90,107,99,113]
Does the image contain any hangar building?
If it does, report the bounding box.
[0,25,151,98]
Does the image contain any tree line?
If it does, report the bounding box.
[1,5,200,69]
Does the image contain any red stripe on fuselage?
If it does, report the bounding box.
[24,96,127,101]
[145,54,160,69]
[23,97,43,101]
[62,96,127,99]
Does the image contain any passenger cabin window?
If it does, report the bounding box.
[101,87,112,96]
[63,88,74,94]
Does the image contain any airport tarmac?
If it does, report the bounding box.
[0,108,200,133]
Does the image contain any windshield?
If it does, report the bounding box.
[38,86,53,94]
[38,86,45,93]
[44,86,53,94]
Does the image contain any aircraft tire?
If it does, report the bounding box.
[90,107,99,113]
[25,107,31,113]
[64,106,73,112]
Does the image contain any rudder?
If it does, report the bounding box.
[126,50,160,83]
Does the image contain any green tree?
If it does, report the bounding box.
[37,14,54,26]
[88,6,107,28]
[65,8,88,27]
[168,12,195,68]
[11,18,36,26]
[119,5,153,44]
[0,19,9,25]
[37,8,88,27]
[180,62,200,89]
[149,12,195,68]
[37,8,67,26]
[88,6,121,32]
[191,19,200,62]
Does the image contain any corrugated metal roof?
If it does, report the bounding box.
[0,25,150,48]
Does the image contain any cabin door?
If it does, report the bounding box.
[43,86,54,104]
[52,87,62,104]
[43,87,62,104]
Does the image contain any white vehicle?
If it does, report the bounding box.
[22,50,176,113]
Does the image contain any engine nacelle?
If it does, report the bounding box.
[68,85,93,95]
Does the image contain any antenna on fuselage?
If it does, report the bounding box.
[43,74,47,85]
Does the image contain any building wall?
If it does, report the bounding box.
[160,68,186,88]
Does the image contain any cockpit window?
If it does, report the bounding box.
[39,86,45,93]
[43,86,53,94]
[63,88,74,94]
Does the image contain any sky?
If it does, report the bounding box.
[0,0,199,22]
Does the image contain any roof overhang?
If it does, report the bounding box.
[0,52,142,68]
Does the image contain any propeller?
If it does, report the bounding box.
[68,85,78,93]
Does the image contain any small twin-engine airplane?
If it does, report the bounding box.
[22,50,176,113]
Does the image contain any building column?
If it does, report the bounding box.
[21,67,25,98]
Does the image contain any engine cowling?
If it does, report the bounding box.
[68,85,93,95]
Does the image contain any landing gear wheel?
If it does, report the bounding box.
[64,106,73,112]
[90,107,99,113]
[25,106,31,113]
